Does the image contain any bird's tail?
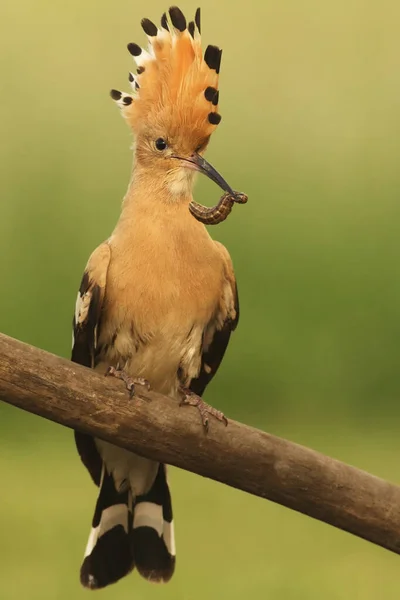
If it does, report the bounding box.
[80,465,133,589]
[80,463,175,589]
[133,463,176,582]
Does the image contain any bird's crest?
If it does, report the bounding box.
[110,6,222,141]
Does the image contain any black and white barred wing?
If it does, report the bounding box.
[71,241,111,486]
[72,242,111,369]
[190,241,239,397]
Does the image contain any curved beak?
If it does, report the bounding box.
[175,153,234,194]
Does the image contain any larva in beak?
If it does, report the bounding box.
[189,191,248,225]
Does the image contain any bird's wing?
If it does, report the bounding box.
[71,242,111,486]
[189,241,239,396]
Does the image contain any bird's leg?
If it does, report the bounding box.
[179,387,228,431]
[105,366,150,398]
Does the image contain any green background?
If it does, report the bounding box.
[1,0,400,598]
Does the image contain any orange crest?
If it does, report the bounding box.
[110,7,222,142]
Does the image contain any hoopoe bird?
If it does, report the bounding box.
[72,5,244,590]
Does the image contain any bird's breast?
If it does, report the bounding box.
[97,233,223,395]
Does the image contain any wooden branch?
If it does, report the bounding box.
[1,331,400,555]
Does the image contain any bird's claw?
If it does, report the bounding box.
[105,367,150,398]
[179,388,228,432]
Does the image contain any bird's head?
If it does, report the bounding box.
[111,6,233,198]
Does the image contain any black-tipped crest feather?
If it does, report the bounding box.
[169,6,186,31]
[204,45,222,73]
[161,12,169,30]
[141,18,158,36]
[205,86,218,102]
[195,7,201,33]
[127,42,142,56]
[208,112,221,125]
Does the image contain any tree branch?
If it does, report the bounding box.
[1,331,400,554]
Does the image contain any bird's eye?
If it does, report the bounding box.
[155,138,168,151]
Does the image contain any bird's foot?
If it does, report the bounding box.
[179,388,228,432]
[105,366,150,398]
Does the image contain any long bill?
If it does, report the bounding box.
[177,153,234,194]
[173,152,247,225]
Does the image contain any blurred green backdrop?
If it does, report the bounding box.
[1,0,400,598]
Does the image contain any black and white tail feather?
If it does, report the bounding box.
[80,463,175,589]
[80,465,133,589]
[72,241,176,589]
